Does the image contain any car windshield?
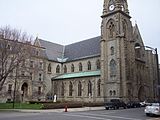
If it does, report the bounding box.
[151,103,160,106]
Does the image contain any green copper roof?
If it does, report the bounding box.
[52,70,100,80]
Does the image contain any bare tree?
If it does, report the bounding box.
[0,26,33,91]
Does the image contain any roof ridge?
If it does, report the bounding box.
[65,36,100,47]
[38,38,64,47]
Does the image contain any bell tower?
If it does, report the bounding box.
[103,0,129,15]
[101,0,135,101]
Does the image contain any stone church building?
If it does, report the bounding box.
[0,0,159,103]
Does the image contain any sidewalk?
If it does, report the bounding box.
[13,106,105,113]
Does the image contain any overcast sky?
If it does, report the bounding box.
[0,0,160,57]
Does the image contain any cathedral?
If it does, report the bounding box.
[0,0,159,103]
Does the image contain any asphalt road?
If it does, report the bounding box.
[0,108,160,120]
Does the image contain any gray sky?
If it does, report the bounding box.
[0,0,160,57]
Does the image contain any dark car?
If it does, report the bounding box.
[126,101,141,108]
[105,99,126,110]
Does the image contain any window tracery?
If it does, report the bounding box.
[110,59,116,77]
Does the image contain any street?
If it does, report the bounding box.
[0,108,160,120]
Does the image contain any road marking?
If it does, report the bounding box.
[63,114,112,120]
[70,113,141,120]
[147,118,160,120]
[99,111,116,115]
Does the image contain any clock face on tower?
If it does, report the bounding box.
[109,4,115,11]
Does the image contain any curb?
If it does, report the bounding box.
[9,106,105,113]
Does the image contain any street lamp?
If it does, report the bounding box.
[135,45,160,100]
[145,46,159,84]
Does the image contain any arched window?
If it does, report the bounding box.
[79,63,83,71]
[113,90,116,96]
[87,61,91,70]
[48,63,52,73]
[122,20,127,37]
[110,46,114,55]
[135,43,141,58]
[71,64,74,72]
[56,65,60,73]
[110,59,116,77]
[54,82,58,95]
[109,90,112,96]
[97,79,101,96]
[78,81,82,96]
[64,65,67,73]
[69,82,73,96]
[7,44,11,50]
[88,81,92,96]
[108,21,115,38]
[96,59,101,70]
[61,82,64,96]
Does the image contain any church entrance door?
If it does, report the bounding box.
[21,83,28,102]
[138,86,146,101]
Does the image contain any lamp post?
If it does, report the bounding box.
[136,46,159,100]
[153,48,160,100]
[145,46,159,97]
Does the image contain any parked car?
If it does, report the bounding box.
[140,100,152,107]
[145,102,160,116]
[140,101,146,107]
[126,101,141,108]
[105,99,126,110]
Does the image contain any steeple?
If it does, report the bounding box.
[101,0,133,101]
[103,0,129,15]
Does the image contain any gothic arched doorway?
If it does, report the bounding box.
[21,82,28,102]
[138,86,146,101]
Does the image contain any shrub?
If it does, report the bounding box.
[84,102,104,107]
[42,101,103,109]
[28,101,56,104]
[42,102,83,109]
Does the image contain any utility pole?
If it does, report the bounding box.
[155,48,160,100]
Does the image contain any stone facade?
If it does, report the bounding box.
[101,0,158,102]
[0,0,159,103]
[0,39,48,102]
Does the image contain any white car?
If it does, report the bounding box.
[145,103,160,116]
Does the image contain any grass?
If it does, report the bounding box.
[0,103,43,109]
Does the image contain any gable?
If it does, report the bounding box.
[38,39,64,61]
[133,24,144,47]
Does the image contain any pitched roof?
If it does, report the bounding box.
[38,39,64,61]
[52,70,100,80]
[65,36,101,61]
[38,36,101,62]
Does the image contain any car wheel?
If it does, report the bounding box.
[146,113,150,116]
[105,107,109,110]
